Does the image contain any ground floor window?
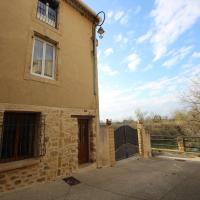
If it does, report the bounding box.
[0,112,41,163]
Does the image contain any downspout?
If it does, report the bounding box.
[92,23,97,96]
[92,22,102,168]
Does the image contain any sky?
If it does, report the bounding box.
[83,0,200,121]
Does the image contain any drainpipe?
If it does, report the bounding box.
[92,23,102,168]
[92,24,98,96]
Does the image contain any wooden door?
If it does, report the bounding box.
[78,119,89,164]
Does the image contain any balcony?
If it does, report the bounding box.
[37,1,57,28]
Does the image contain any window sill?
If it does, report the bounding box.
[24,73,60,86]
[0,158,40,173]
[32,17,62,36]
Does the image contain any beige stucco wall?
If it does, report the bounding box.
[0,0,96,109]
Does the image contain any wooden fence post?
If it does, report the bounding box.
[177,137,185,152]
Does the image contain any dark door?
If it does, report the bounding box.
[78,119,89,164]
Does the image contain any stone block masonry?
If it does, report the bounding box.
[0,103,98,192]
[137,122,152,158]
[99,120,152,168]
[99,121,116,168]
[106,122,116,167]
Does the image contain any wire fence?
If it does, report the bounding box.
[184,137,200,153]
[151,135,200,153]
[151,135,178,150]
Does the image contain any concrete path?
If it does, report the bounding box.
[1,157,200,200]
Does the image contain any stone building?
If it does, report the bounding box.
[0,0,102,192]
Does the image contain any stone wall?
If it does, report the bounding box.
[99,125,110,166]
[99,121,116,167]
[89,118,97,163]
[137,122,152,158]
[99,121,152,168]
[0,103,97,192]
[107,122,116,167]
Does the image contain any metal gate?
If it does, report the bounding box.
[114,125,139,161]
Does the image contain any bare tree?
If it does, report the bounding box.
[181,76,200,135]
[134,109,148,121]
[183,76,200,120]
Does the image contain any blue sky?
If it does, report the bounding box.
[83,0,200,121]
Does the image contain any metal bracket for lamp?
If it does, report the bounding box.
[96,11,106,39]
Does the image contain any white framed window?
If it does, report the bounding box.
[31,37,56,79]
[37,0,58,28]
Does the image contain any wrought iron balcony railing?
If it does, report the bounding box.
[37,1,57,28]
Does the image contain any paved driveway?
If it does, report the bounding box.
[1,157,200,200]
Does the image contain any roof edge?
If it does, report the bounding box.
[64,0,100,24]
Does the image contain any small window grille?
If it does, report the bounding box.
[0,112,45,163]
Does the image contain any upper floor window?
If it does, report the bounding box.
[37,0,59,28]
[31,37,56,79]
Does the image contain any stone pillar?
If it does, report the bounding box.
[106,120,116,167]
[137,121,152,158]
[99,120,116,167]
[99,125,109,167]
[177,137,185,152]
[137,122,143,156]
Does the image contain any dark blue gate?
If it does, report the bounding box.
[114,125,139,161]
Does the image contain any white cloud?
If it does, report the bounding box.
[114,34,128,44]
[135,76,181,91]
[106,10,129,25]
[107,8,138,26]
[192,52,200,58]
[120,14,129,25]
[126,53,141,71]
[97,50,101,60]
[149,0,200,61]
[99,64,119,76]
[115,34,123,43]
[143,65,153,72]
[114,11,124,21]
[99,84,180,121]
[99,64,200,121]
[107,11,113,20]
[163,58,178,69]
[104,48,114,57]
[163,46,193,68]
[137,31,152,44]
[167,46,193,57]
